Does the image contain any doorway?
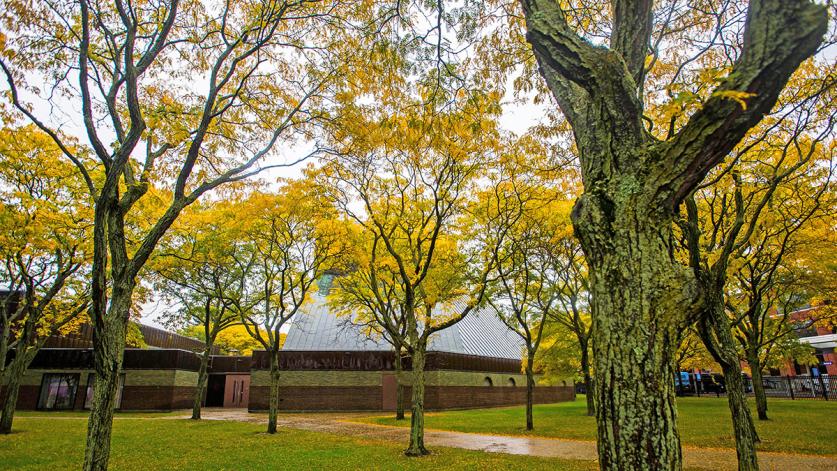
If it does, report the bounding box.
[223,374,250,408]
[205,375,225,407]
[382,373,397,410]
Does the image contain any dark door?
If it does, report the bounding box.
[205,375,225,407]
[382,373,397,411]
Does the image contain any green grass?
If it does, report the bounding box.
[0,414,594,470]
[363,396,837,456]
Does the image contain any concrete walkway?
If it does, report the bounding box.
[192,409,837,471]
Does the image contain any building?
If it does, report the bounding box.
[5,296,574,412]
[248,297,575,411]
[772,306,837,377]
[5,324,242,411]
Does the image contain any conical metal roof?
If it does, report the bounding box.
[283,295,524,360]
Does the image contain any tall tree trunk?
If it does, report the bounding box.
[579,336,594,416]
[521,0,826,468]
[574,204,693,471]
[394,349,405,421]
[525,352,535,431]
[267,349,281,434]
[83,287,131,471]
[405,343,428,456]
[0,354,28,434]
[721,361,760,471]
[192,341,213,420]
[746,349,768,421]
[699,297,760,471]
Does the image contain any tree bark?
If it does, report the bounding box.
[394,349,405,421]
[0,355,28,434]
[574,203,695,471]
[525,353,535,431]
[721,361,760,471]
[405,343,428,456]
[698,297,760,471]
[267,349,281,434]
[746,349,768,421]
[192,341,213,420]
[579,336,594,416]
[83,288,130,471]
[520,1,827,468]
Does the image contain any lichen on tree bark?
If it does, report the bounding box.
[520,0,827,469]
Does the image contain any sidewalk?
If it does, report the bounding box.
[192,409,837,470]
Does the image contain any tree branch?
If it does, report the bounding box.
[661,0,827,209]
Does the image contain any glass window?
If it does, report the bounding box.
[84,373,125,410]
[37,374,80,410]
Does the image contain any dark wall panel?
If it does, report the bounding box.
[26,349,202,371]
[208,356,252,373]
[43,323,218,354]
[251,350,523,374]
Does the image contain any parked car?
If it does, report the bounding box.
[693,372,753,395]
[698,373,726,395]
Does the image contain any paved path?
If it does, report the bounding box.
[191,409,837,470]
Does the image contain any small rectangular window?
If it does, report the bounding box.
[84,373,125,410]
[37,373,80,410]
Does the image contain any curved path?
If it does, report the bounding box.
[193,409,837,471]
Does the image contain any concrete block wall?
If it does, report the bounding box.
[12,368,200,411]
[121,370,199,410]
[248,367,575,411]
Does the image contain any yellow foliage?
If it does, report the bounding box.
[711,90,758,110]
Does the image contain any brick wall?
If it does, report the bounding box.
[247,362,576,411]
[250,370,556,389]
[423,385,575,410]
[11,368,199,411]
[121,386,196,410]
[249,386,382,411]
[247,378,575,411]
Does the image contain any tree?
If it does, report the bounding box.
[330,233,411,421]
[519,1,827,468]
[480,155,566,429]
[533,322,584,387]
[321,90,508,455]
[151,198,252,420]
[674,327,717,376]
[680,76,834,458]
[180,325,268,356]
[534,202,594,417]
[0,126,90,433]
[485,216,543,431]
[1,1,341,467]
[236,180,349,434]
[728,161,835,420]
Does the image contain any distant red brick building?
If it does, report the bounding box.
[771,307,836,377]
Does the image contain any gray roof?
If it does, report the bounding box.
[283,296,525,360]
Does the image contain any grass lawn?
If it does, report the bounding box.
[363,396,837,456]
[0,413,594,470]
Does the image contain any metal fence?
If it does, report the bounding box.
[747,375,835,401]
[677,374,836,400]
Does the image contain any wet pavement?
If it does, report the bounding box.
[189,409,837,470]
